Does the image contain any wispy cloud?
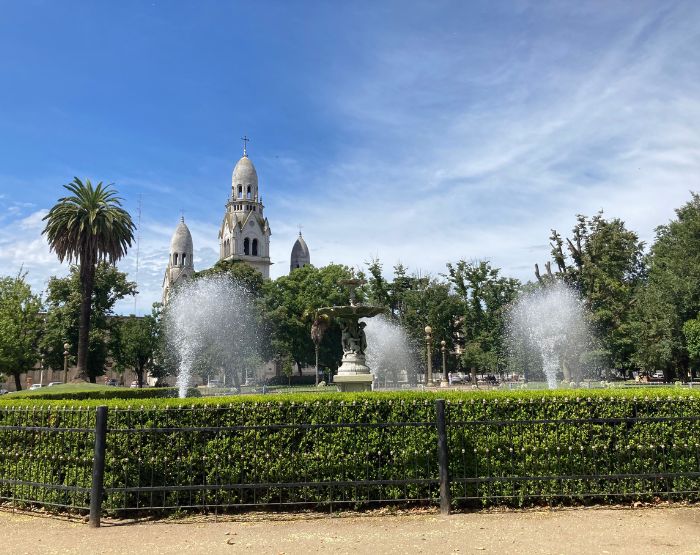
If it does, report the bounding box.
[1,2,699,312]
[267,1,700,281]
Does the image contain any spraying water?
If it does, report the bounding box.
[363,315,420,387]
[165,275,261,398]
[507,282,591,389]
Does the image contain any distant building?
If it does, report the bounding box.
[162,217,195,303]
[290,232,311,272]
[162,141,311,301]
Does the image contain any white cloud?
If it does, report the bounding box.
[2,2,700,311]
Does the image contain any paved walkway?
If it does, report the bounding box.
[2,506,700,554]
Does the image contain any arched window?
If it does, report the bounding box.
[173,253,178,265]
[252,238,258,256]
[182,253,187,265]
[243,237,250,255]
[238,185,243,199]
[247,185,251,199]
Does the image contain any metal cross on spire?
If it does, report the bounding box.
[241,135,250,157]
[298,223,303,236]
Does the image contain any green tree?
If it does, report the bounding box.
[310,312,330,386]
[263,264,351,375]
[399,276,462,374]
[42,179,135,379]
[41,263,136,382]
[538,213,645,376]
[683,317,700,379]
[447,260,520,379]
[195,259,265,297]
[0,273,43,391]
[112,315,158,387]
[634,194,700,379]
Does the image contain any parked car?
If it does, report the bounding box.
[47,382,63,387]
[0,388,8,395]
[105,378,118,386]
[28,383,43,390]
[130,380,144,388]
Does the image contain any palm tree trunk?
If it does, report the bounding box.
[315,346,319,386]
[76,261,95,381]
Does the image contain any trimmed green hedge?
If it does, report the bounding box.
[2,388,700,513]
[2,386,201,401]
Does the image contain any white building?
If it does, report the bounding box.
[163,143,311,301]
[218,149,273,278]
[290,232,311,272]
[162,216,195,303]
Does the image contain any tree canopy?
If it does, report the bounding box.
[42,179,135,378]
[0,273,43,390]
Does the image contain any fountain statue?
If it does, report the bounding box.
[317,271,384,392]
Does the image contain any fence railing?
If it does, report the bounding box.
[2,400,700,527]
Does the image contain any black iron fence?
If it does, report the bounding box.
[2,400,700,527]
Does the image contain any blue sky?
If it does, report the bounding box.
[1,1,699,313]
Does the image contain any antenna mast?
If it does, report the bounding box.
[134,194,142,314]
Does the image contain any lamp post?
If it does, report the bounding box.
[425,326,433,386]
[440,340,449,387]
[39,357,45,387]
[63,343,70,384]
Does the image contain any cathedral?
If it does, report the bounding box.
[162,144,311,302]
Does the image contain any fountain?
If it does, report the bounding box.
[363,315,420,387]
[507,282,592,389]
[165,275,261,398]
[317,273,384,392]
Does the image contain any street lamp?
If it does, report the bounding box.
[440,340,449,387]
[425,326,433,386]
[63,343,70,384]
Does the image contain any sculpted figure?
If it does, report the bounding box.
[358,322,367,355]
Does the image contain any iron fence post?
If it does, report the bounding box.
[435,399,451,514]
[89,405,108,528]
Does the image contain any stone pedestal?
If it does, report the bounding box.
[334,374,373,392]
[335,351,373,392]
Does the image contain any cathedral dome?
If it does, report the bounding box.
[231,155,258,189]
[170,217,193,255]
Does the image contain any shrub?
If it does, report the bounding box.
[2,386,201,401]
[2,387,700,513]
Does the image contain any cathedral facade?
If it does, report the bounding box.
[162,145,311,302]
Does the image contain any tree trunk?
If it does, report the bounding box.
[315,346,319,386]
[231,366,241,393]
[76,261,96,381]
[14,373,22,391]
[297,361,302,377]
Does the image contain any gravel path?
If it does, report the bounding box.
[2,506,700,554]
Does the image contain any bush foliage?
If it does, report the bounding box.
[2,385,201,401]
[2,388,700,514]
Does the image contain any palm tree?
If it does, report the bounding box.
[42,178,135,380]
[310,312,330,386]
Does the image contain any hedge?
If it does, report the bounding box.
[1,388,700,514]
[2,386,201,401]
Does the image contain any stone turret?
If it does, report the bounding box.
[218,147,272,278]
[162,217,195,303]
[290,232,310,272]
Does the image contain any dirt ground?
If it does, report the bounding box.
[2,506,700,554]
